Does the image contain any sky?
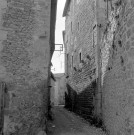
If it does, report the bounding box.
[51,0,66,73]
[55,0,66,44]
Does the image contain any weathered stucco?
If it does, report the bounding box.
[0,0,52,134]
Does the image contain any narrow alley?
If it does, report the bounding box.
[47,106,106,135]
[1,0,134,134]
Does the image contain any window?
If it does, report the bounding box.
[79,52,82,63]
[72,55,73,68]
[71,22,72,33]
[78,22,80,31]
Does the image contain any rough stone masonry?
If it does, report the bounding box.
[101,0,134,135]
[0,0,53,134]
[63,0,98,119]
[64,0,134,135]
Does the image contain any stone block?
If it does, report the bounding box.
[127,13,134,27]
[37,131,47,135]
[125,41,130,51]
[122,33,127,42]
[126,62,134,71]
[128,48,134,57]
[127,29,132,39]
[131,0,134,8]
[131,41,134,47]
[125,79,134,89]
[125,70,134,79]
[131,36,134,41]
[132,26,134,34]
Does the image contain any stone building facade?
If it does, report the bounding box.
[0,0,57,135]
[63,0,101,123]
[64,0,134,135]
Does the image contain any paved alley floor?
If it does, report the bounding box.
[47,106,106,135]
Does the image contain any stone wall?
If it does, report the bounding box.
[64,0,134,134]
[0,0,52,134]
[100,0,134,134]
[64,0,99,120]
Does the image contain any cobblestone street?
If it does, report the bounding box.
[47,106,106,135]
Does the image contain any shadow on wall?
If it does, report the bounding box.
[65,81,96,118]
[65,80,105,130]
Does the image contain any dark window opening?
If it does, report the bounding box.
[78,22,80,31]
[72,55,73,68]
[71,22,72,33]
[79,52,82,63]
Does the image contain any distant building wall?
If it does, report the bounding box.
[57,74,66,105]
[50,73,65,106]
[53,73,66,105]
[0,0,57,134]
